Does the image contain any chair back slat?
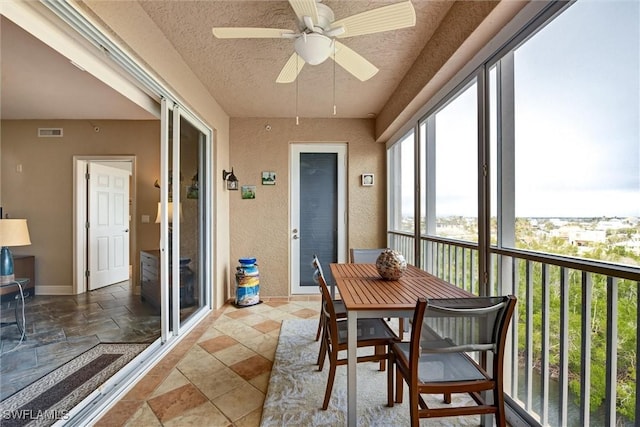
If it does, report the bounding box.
[422,296,513,354]
[350,248,385,263]
[313,255,338,335]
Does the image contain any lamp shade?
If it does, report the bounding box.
[0,219,31,284]
[0,219,31,247]
[155,202,183,224]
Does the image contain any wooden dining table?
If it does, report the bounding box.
[329,263,474,426]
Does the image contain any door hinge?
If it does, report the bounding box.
[85,222,90,229]
[85,270,90,277]
[85,172,90,180]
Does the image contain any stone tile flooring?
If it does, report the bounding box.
[94,297,322,426]
[0,281,160,400]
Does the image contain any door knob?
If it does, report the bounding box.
[293,235,299,240]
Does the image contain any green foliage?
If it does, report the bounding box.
[514,222,638,423]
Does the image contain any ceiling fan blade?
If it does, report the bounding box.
[333,41,378,82]
[333,0,416,38]
[288,0,319,27]
[212,27,295,39]
[276,52,306,83]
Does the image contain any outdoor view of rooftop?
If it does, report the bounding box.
[398,215,640,269]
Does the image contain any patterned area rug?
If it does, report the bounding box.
[260,319,480,426]
[0,343,148,427]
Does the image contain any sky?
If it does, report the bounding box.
[512,0,639,217]
[403,0,640,219]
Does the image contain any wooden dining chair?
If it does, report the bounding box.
[315,262,399,410]
[389,295,517,427]
[350,247,405,341]
[312,255,347,365]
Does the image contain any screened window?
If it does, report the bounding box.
[388,130,415,234]
[421,79,479,243]
[491,0,640,267]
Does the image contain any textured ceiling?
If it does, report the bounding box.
[4,1,514,123]
[134,0,456,119]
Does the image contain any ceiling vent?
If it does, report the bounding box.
[38,128,63,137]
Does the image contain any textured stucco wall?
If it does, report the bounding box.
[229,118,386,298]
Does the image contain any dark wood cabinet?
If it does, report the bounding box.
[140,250,195,313]
[0,255,35,300]
[140,250,161,312]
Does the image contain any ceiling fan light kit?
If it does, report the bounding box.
[294,33,333,65]
[212,0,416,83]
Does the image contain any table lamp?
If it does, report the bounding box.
[154,202,183,225]
[0,219,32,284]
[155,202,183,256]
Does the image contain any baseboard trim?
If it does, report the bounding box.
[36,285,74,295]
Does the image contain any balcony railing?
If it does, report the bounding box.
[388,231,640,427]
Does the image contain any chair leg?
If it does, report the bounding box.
[495,383,507,426]
[409,384,419,427]
[317,328,328,370]
[398,318,404,341]
[395,366,404,403]
[322,353,337,410]
[376,345,386,371]
[387,349,394,407]
[444,392,452,404]
[315,311,323,341]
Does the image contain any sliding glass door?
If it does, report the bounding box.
[160,101,212,338]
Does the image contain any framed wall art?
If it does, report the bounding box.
[262,171,276,185]
[361,173,374,186]
[241,185,256,199]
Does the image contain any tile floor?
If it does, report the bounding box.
[94,297,322,427]
[0,281,161,400]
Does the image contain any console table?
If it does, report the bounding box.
[0,278,29,335]
[0,255,34,301]
[140,250,195,313]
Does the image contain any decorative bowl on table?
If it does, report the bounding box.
[375,248,407,280]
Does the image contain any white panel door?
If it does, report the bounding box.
[88,163,130,290]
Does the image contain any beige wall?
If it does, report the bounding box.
[80,0,233,309]
[1,119,160,292]
[229,118,386,297]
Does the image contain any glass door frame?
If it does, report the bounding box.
[160,100,213,340]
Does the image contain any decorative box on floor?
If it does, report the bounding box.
[235,257,260,307]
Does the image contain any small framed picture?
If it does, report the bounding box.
[361,173,374,186]
[262,171,276,185]
[241,185,256,199]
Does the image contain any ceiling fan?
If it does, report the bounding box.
[212,0,416,83]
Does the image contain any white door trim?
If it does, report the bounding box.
[73,155,136,295]
[290,143,347,294]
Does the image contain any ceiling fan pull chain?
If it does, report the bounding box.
[333,42,337,116]
[296,54,300,125]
